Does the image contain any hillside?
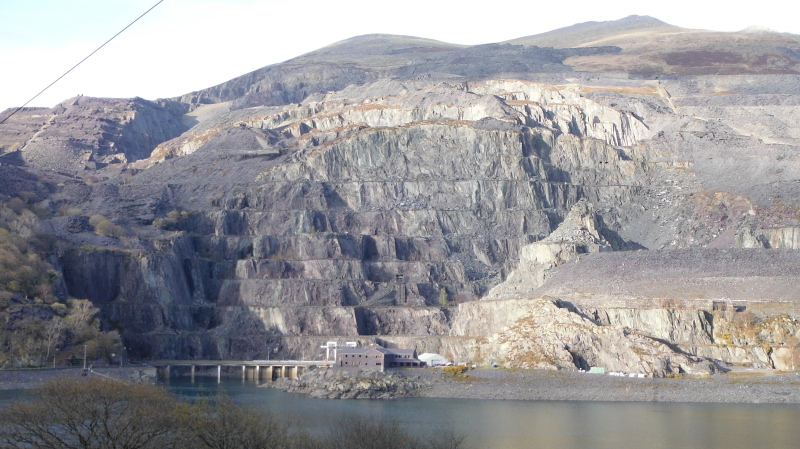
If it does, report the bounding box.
[0,16,799,375]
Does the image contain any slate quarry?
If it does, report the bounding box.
[3,16,800,375]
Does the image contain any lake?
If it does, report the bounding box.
[168,377,800,449]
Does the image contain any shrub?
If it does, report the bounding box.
[95,220,127,237]
[58,205,82,216]
[7,198,26,215]
[88,214,107,227]
[438,287,449,307]
[153,209,188,230]
[442,365,467,376]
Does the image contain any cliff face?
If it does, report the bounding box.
[24,79,634,358]
[0,97,188,173]
[2,20,800,374]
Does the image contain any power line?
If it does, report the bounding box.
[0,0,165,126]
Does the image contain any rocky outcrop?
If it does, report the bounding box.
[434,204,792,375]
[486,199,614,298]
[737,225,800,249]
[2,97,188,174]
[272,367,423,399]
[447,298,714,376]
[588,308,714,345]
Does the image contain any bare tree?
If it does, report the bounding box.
[0,378,468,449]
[65,298,97,339]
[43,316,65,363]
[0,378,177,449]
[174,396,291,449]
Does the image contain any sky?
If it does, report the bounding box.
[1,0,798,113]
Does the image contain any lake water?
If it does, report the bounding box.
[167,377,800,449]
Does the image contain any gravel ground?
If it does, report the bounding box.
[414,368,800,404]
[0,366,157,390]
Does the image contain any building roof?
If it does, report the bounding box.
[337,347,416,357]
[390,349,416,356]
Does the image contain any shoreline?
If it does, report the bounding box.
[0,366,157,390]
[415,368,800,404]
[3,365,800,405]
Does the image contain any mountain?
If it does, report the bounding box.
[509,15,800,76]
[506,15,679,48]
[1,17,800,374]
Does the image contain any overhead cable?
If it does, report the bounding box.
[0,0,165,126]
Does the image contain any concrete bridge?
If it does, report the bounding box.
[150,360,325,383]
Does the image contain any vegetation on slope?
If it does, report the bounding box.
[0,197,120,368]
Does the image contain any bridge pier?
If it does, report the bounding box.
[150,360,320,383]
[262,365,273,382]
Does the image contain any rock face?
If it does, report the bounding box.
[1,97,188,173]
[453,298,713,376]
[2,17,800,375]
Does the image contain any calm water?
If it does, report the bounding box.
[167,378,800,449]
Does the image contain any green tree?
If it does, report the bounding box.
[439,287,449,307]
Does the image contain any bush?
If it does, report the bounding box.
[153,209,188,231]
[58,205,82,216]
[439,287,449,307]
[88,214,107,227]
[7,198,26,215]
[442,365,467,376]
[95,220,127,237]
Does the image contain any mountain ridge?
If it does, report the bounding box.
[0,15,799,374]
[506,15,681,48]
